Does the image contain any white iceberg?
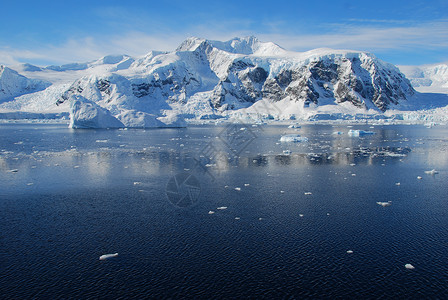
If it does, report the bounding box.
[376,201,392,207]
[424,169,439,175]
[348,129,375,137]
[69,95,124,129]
[99,253,118,260]
[280,134,308,142]
[405,263,415,269]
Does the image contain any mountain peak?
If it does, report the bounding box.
[176,36,286,56]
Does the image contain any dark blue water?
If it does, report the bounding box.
[1,123,448,299]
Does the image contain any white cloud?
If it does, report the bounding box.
[1,20,447,66]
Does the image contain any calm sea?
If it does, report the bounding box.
[1,122,447,299]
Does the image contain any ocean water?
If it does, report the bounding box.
[1,122,448,299]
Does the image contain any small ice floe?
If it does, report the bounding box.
[240,127,247,131]
[346,250,354,254]
[304,192,312,195]
[244,183,250,187]
[350,163,356,166]
[258,217,263,221]
[224,185,229,188]
[235,187,241,191]
[217,206,227,210]
[280,190,285,194]
[99,253,118,260]
[283,150,292,155]
[133,182,141,185]
[8,169,19,173]
[288,124,301,129]
[395,182,401,186]
[208,211,215,215]
[417,176,422,179]
[352,174,356,176]
[95,140,108,143]
[424,169,439,175]
[26,183,34,186]
[376,201,392,207]
[299,214,304,217]
[73,165,80,169]
[405,263,415,270]
[280,134,308,143]
[235,217,241,220]
[326,213,330,216]
[348,130,375,137]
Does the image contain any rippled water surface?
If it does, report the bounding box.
[1,123,448,298]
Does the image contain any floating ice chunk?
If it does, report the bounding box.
[304,192,312,195]
[395,182,401,186]
[217,206,227,210]
[258,218,263,221]
[405,263,415,269]
[288,124,301,128]
[424,169,439,175]
[26,183,34,186]
[235,217,240,220]
[299,214,304,217]
[99,253,118,260]
[327,213,330,216]
[96,140,108,143]
[8,169,18,173]
[376,201,392,207]
[244,183,250,187]
[280,134,308,143]
[417,176,422,179]
[133,182,141,185]
[235,187,241,191]
[208,211,215,214]
[280,190,285,194]
[346,250,354,254]
[348,130,375,137]
[332,131,344,135]
[350,163,356,166]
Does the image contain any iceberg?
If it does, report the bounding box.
[376,201,392,207]
[280,134,308,142]
[99,253,118,260]
[348,130,375,137]
[69,95,124,129]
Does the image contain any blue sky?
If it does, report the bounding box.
[1,0,447,66]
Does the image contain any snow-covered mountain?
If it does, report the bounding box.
[399,63,448,94]
[0,66,50,103]
[1,36,446,127]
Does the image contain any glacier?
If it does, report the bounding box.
[1,36,448,128]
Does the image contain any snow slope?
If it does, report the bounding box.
[0,66,50,103]
[399,63,448,94]
[1,36,447,127]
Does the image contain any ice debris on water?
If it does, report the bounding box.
[417,176,422,179]
[280,134,308,143]
[405,264,415,270]
[299,214,304,217]
[244,183,250,187]
[395,182,401,186]
[235,217,240,220]
[332,131,344,135]
[288,124,301,129]
[235,187,241,191]
[348,130,375,137]
[346,250,354,254]
[377,201,392,207]
[217,206,227,210]
[99,253,118,260]
[304,192,312,195]
[208,211,215,215]
[424,169,439,175]
[8,169,19,173]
